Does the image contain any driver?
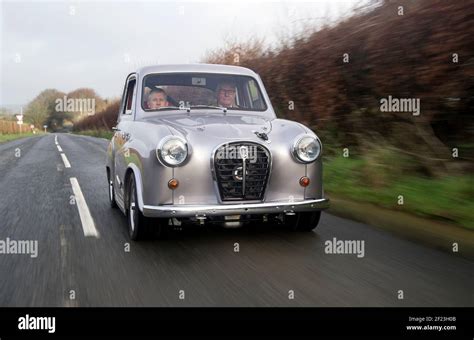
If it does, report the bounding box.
[146,89,169,109]
[216,81,238,108]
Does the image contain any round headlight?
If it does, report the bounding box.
[157,136,188,166]
[293,136,321,163]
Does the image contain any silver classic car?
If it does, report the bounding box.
[106,64,329,240]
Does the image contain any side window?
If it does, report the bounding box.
[246,79,264,109]
[248,80,259,102]
[123,78,136,115]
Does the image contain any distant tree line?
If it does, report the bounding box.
[22,88,107,132]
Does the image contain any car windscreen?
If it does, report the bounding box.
[142,73,267,112]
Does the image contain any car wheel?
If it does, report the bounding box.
[127,174,151,240]
[284,211,321,232]
[107,174,117,209]
[127,174,166,240]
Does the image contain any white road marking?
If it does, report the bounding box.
[55,135,58,145]
[70,177,100,238]
[60,153,71,168]
[57,145,63,152]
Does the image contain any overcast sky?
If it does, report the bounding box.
[1,0,364,111]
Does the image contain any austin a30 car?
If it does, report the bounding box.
[106,64,329,240]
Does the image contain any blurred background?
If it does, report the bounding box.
[1,0,473,231]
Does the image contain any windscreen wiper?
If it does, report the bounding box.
[155,106,182,111]
[145,106,183,112]
[189,105,227,113]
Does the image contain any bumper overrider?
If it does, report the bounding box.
[142,198,330,218]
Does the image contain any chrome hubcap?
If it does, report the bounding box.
[129,187,136,232]
[109,181,113,201]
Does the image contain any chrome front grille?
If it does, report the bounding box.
[214,142,271,201]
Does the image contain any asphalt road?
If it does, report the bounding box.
[0,133,472,307]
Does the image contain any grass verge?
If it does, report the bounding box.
[0,132,44,144]
[72,129,114,140]
[327,196,474,259]
[324,155,473,230]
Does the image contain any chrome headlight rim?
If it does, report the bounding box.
[156,135,188,167]
[291,135,322,163]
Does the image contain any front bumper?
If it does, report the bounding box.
[142,198,330,218]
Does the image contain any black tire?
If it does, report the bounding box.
[126,174,166,241]
[284,211,321,232]
[107,171,118,209]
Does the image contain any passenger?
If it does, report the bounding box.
[146,89,169,109]
[216,82,238,108]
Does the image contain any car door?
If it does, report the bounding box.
[113,73,136,207]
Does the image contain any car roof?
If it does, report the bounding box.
[137,64,258,77]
